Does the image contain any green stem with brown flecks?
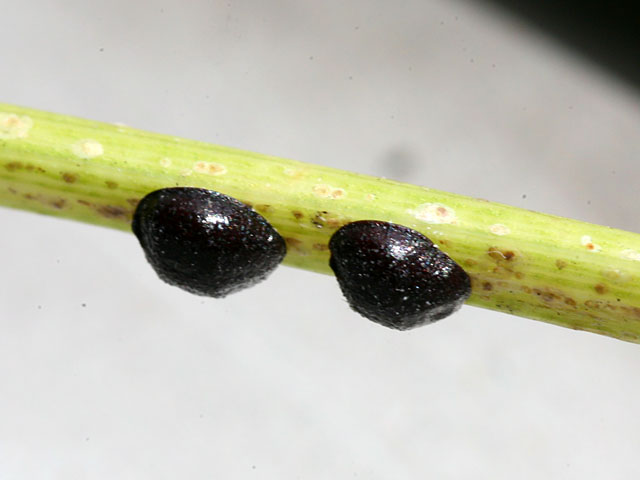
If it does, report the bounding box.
[2,103,640,342]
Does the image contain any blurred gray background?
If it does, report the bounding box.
[1,1,640,478]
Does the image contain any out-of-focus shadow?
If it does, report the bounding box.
[479,0,640,90]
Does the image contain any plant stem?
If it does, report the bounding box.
[2,103,640,342]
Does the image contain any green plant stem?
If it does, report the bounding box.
[2,103,640,342]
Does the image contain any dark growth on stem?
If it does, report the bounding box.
[329,220,471,330]
[132,187,286,297]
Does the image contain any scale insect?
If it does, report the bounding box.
[132,187,286,298]
[133,190,469,330]
[328,220,471,330]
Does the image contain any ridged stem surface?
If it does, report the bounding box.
[2,103,640,342]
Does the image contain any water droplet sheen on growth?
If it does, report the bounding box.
[329,220,471,330]
[132,188,286,297]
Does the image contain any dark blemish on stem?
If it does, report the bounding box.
[565,298,577,307]
[618,306,640,318]
[97,205,129,220]
[105,180,118,189]
[326,218,345,229]
[126,198,141,207]
[50,199,66,209]
[3,161,45,173]
[62,173,78,183]
[585,300,603,309]
[464,258,477,267]
[76,198,133,221]
[5,161,24,171]
[488,247,515,261]
[255,204,272,213]
[311,211,328,229]
[312,243,329,251]
[556,259,568,270]
[284,237,306,254]
[531,288,564,303]
[292,211,304,220]
[594,283,608,294]
[309,211,346,230]
[482,281,493,291]
[329,220,471,330]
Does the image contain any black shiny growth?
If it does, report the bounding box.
[132,188,286,297]
[329,220,471,330]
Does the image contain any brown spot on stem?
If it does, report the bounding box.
[311,211,328,229]
[594,284,608,295]
[5,161,23,171]
[326,218,344,229]
[556,259,568,270]
[62,173,78,183]
[312,243,329,251]
[482,282,493,291]
[255,204,272,213]
[620,306,640,319]
[580,235,601,252]
[530,288,562,303]
[284,237,306,254]
[331,188,345,199]
[126,198,141,207]
[488,246,515,261]
[585,299,605,309]
[464,258,477,267]
[97,205,128,219]
[105,180,118,189]
[50,199,66,209]
[292,211,304,220]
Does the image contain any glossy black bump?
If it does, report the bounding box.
[132,187,286,297]
[329,220,471,330]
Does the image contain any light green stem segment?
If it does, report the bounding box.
[2,103,640,342]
